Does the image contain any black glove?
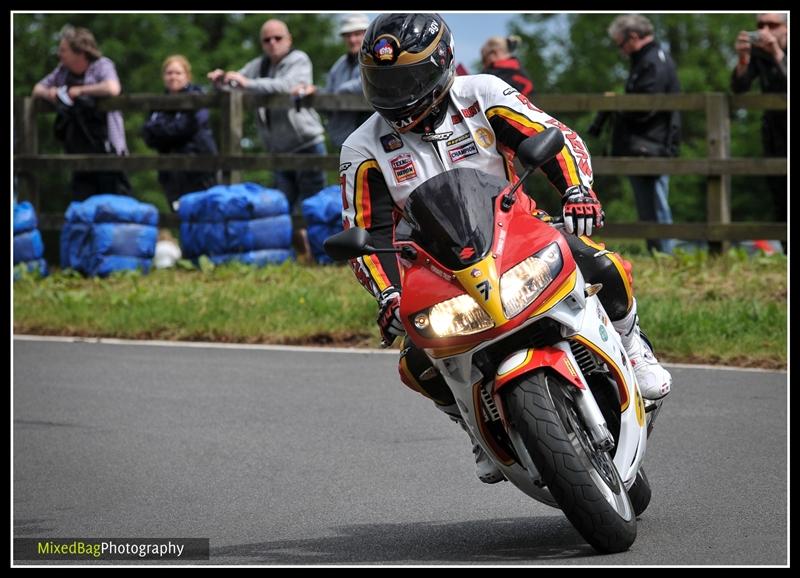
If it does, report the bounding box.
[377,286,405,347]
[561,185,605,237]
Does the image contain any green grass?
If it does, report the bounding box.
[13,250,787,368]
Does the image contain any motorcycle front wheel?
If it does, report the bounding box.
[504,369,637,553]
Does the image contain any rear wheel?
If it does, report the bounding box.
[504,370,636,553]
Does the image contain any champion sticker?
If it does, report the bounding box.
[448,140,478,163]
[380,133,403,152]
[390,153,418,183]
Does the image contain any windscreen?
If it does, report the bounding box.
[396,168,508,270]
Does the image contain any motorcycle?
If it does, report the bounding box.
[325,127,662,553]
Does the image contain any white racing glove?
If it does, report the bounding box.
[377,287,405,347]
[561,185,605,237]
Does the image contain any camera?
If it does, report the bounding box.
[747,31,761,44]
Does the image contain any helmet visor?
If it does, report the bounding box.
[361,58,445,112]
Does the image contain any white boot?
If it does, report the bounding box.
[437,403,506,484]
[612,299,672,400]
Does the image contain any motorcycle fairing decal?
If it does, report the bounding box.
[571,334,631,412]
[453,255,507,327]
[634,387,645,428]
[530,270,578,317]
[493,347,585,392]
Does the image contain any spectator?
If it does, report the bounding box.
[731,12,787,248]
[319,13,372,149]
[32,25,131,200]
[142,55,219,212]
[480,35,534,97]
[207,18,326,219]
[588,14,681,255]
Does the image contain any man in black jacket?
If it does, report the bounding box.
[589,14,681,254]
[732,13,787,250]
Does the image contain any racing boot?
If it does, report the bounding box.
[437,403,506,484]
[612,298,672,400]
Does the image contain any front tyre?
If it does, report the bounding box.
[504,370,636,553]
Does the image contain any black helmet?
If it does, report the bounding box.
[360,13,455,133]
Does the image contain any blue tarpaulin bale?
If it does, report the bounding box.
[226,215,293,253]
[14,201,38,234]
[302,185,343,264]
[65,194,158,225]
[179,183,293,266]
[91,223,158,258]
[60,194,158,277]
[13,201,48,278]
[13,229,45,264]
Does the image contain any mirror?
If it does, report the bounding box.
[323,227,374,261]
[517,127,565,170]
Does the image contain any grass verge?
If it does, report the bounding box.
[13,250,787,369]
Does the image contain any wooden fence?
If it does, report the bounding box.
[13,91,787,252]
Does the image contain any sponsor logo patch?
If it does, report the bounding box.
[502,87,517,96]
[373,37,399,64]
[460,101,481,118]
[446,133,471,147]
[448,140,478,163]
[339,162,352,173]
[451,113,463,124]
[380,133,403,152]
[390,153,418,183]
[473,127,495,148]
[421,131,453,142]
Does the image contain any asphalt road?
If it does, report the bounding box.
[13,338,788,566]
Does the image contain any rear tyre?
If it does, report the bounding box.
[504,370,637,553]
[628,467,652,516]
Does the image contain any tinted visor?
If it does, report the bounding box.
[362,58,444,113]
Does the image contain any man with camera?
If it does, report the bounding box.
[732,13,787,246]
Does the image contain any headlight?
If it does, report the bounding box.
[413,293,494,338]
[500,242,563,318]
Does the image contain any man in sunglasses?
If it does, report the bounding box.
[208,19,326,245]
[732,13,788,248]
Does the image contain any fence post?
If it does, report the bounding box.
[705,92,731,254]
[15,97,40,211]
[219,90,242,185]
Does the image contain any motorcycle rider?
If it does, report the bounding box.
[340,13,671,484]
